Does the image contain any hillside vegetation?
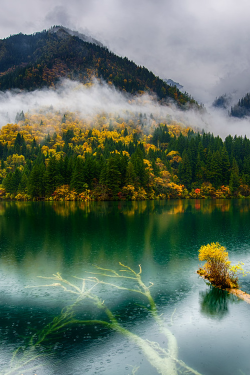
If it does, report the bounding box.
[231,93,250,118]
[0,109,250,201]
[0,27,196,108]
[1,27,249,201]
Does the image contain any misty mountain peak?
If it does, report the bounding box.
[163,79,183,91]
[49,26,104,47]
[0,27,198,109]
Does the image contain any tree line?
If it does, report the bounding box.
[1,113,250,200]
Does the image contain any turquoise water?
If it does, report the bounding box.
[0,200,249,375]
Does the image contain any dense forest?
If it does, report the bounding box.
[0,27,197,108]
[0,109,250,201]
[1,27,250,201]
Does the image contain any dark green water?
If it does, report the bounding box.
[0,199,249,375]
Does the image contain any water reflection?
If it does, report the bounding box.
[0,200,250,374]
[0,199,250,295]
[1,199,250,218]
[200,286,241,319]
[50,199,250,216]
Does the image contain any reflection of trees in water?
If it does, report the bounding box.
[48,199,250,217]
[3,199,250,218]
[200,286,240,319]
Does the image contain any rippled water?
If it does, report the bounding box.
[0,200,249,375]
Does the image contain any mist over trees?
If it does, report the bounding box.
[1,28,250,201]
[1,110,250,201]
[0,28,198,109]
[230,93,250,118]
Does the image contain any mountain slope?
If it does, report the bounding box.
[49,26,104,47]
[230,92,250,118]
[0,27,197,108]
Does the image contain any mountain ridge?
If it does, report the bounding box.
[48,26,104,47]
[0,27,198,109]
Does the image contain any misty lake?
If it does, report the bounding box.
[0,199,250,375]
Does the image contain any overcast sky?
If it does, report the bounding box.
[1,0,250,105]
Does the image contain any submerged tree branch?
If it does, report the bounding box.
[2,264,203,375]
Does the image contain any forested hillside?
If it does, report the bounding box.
[1,27,249,201]
[0,109,249,201]
[231,93,250,118]
[0,27,196,108]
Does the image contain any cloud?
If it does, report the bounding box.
[0,79,177,126]
[0,78,250,140]
[1,0,250,105]
[45,6,74,29]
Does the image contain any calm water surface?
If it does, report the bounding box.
[0,199,249,375]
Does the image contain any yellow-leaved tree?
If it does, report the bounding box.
[198,242,247,288]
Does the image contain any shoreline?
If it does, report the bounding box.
[1,196,250,202]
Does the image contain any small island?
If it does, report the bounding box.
[197,242,250,304]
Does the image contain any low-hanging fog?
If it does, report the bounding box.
[0,78,250,139]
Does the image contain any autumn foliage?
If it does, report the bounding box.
[0,108,250,201]
[0,28,197,108]
[198,242,248,288]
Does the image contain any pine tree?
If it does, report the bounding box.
[229,158,240,195]
[220,146,230,184]
[12,168,22,194]
[18,173,28,194]
[178,151,192,190]
[125,161,136,185]
[131,148,149,188]
[209,151,222,188]
[44,157,63,196]
[28,163,45,198]
[3,172,14,194]
[195,152,204,185]
[83,156,97,189]
[70,157,86,193]
[102,155,121,197]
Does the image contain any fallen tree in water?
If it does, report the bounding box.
[197,242,250,304]
[2,264,203,375]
